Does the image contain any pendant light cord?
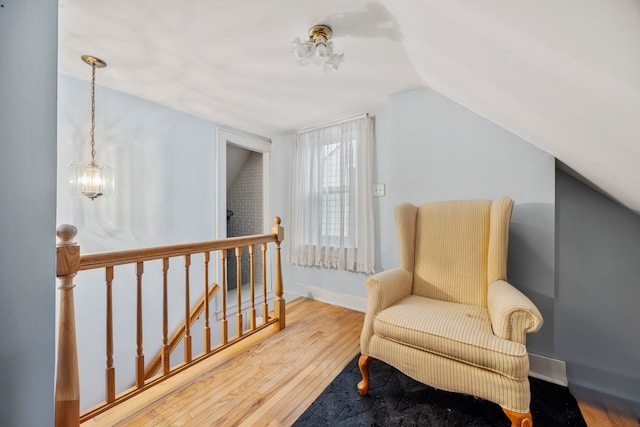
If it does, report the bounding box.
[90,63,96,164]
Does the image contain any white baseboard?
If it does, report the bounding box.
[284,282,367,313]
[529,353,567,386]
[284,283,568,387]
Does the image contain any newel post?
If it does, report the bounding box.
[272,217,286,331]
[55,225,81,427]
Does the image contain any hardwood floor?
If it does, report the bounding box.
[572,387,639,427]
[85,298,363,426]
[84,297,638,427]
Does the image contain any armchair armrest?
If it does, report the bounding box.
[360,267,413,353]
[365,267,413,314]
[488,280,543,345]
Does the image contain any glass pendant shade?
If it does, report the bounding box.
[70,160,114,200]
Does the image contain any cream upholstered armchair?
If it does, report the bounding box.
[358,197,543,427]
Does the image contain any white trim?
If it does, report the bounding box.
[217,126,271,147]
[216,126,272,234]
[284,282,368,313]
[214,128,227,240]
[528,353,568,386]
[215,288,275,320]
[214,126,274,317]
[296,112,370,133]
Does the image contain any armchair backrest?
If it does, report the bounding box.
[394,197,514,307]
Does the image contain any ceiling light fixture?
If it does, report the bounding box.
[70,55,114,201]
[292,25,344,72]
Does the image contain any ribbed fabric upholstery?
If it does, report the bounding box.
[412,200,491,306]
[394,203,418,273]
[360,267,413,353]
[373,295,528,379]
[368,337,532,413]
[488,197,514,284]
[510,311,534,346]
[360,197,543,416]
[488,280,543,344]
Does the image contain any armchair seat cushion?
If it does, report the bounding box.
[373,295,528,380]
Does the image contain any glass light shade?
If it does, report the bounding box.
[70,161,114,200]
[292,37,313,65]
[291,32,344,71]
[323,52,344,72]
[314,40,328,58]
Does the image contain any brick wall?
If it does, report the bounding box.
[227,151,263,289]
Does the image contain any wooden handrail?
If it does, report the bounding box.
[55,217,285,427]
[144,283,220,380]
[79,233,280,270]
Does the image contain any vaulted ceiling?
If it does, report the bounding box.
[58,1,640,213]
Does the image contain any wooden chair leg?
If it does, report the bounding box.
[357,354,372,395]
[502,408,533,427]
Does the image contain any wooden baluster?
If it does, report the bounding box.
[105,266,115,403]
[272,217,286,331]
[184,254,192,363]
[249,244,256,330]
[55,224,80,427]
[203,252,211,353]
[161,258,170,375]
[135,262,145,388]
[220,249,228,345]
[261,242,268,324]
[235,247,243,337]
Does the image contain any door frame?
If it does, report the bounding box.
[215,127,271,239]
[214,127,273,323]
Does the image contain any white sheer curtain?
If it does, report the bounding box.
[288,115,375,274]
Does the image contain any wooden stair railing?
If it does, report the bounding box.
[143,282,220,380]
[54,217,285,427]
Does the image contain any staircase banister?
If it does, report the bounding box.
[144,283,220,380]
[55,224,81,427]
[272,217,285,330]
[79,232,280,270]
[55,217,286,424]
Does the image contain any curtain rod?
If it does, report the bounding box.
[296,112,370,134]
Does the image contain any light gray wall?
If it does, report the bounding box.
[556,169,640,413]
[273,89,640,410]
[57,75,218,409]
[57,74,218,252]
[272,87,556,355]
[0,1,58,426]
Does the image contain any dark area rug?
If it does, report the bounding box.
[294,355,587,427]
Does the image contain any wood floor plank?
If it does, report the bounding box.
[90,298,362,426]
[245,336,359,426]
[577,400,614,427]
[84,297,638,427]
[603,400,640,427]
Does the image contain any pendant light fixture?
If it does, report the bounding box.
[70,55,114,201]
[292,25,344,72]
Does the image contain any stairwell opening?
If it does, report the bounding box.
[226,144,263,291]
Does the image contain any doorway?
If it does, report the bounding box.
[215,127,271,294]
[226,145,263,290]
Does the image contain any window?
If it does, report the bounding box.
[288,115,375,274]
[315,140,355,248]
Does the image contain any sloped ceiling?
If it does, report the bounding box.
[58,1,640,213]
